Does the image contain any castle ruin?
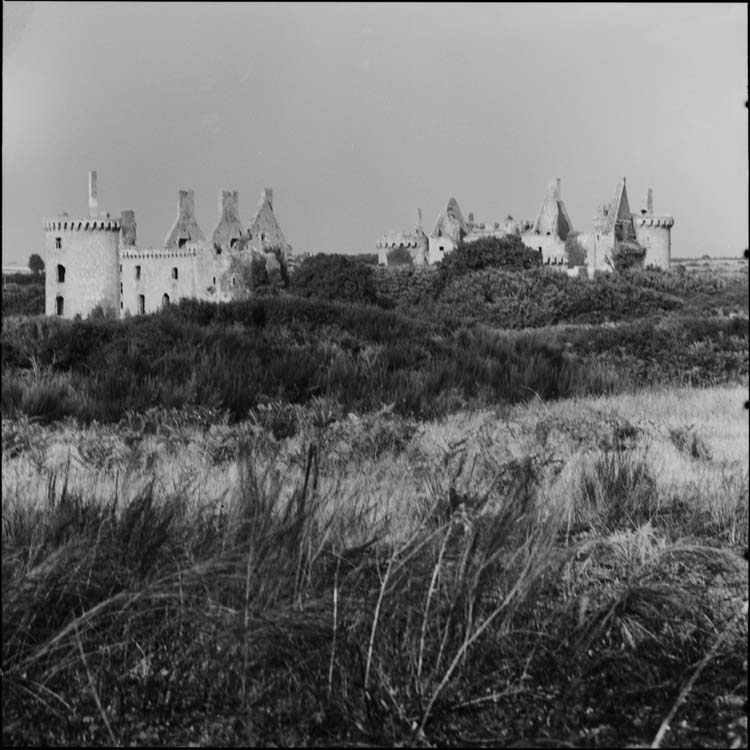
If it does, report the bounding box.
[43,172,292,318]
[376,177,673,273]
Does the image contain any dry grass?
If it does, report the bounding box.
[2,384,748,746]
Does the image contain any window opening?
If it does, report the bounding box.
[138,295,145,315]
[172,267,178,280]
[178,238,187,248]
[56,264,66,283]
[55,237,62,249]
[135,265,141,280]
[55,296,64,316]
[162,293,170,307]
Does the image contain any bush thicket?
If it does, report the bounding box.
[289,253,378,305]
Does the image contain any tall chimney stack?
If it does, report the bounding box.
[556,177,561,196]
[88,170,99,218]
[647,188,654,214]
[120,210,136,246]
[264,188,273,210]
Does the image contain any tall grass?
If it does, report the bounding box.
[3,423,747,746]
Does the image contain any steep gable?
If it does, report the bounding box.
[605,178,637,242]
[246,188,290,252]
[531,178,573,240]
[431,197,468,242]
[164,190,205,248]
[211,191,244,253]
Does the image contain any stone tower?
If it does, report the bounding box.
[633,188,673,270]
[43,170,121,318]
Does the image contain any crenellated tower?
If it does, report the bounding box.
[42,170,121,318]
[633,188,673,269]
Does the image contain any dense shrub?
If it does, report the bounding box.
[352,252,379,266]
[289,253,378,305]
[2,272,45,287]
[2,284,45,317]
[1,292,746,425]
[386,245,414,266]
[373,265,441,307]
[565,231,587,267]
[437,235,543,286]
[611,239,647,272]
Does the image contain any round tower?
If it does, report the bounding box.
[633,188,673,270]
[43,171,121,318]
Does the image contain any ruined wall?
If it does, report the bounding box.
[520,232,566,263]
[428,235,458,264]
[43,217,121,318]
[211,191,244,253]
[576,231,614,273]
[376,232,428,266]
[164,190,205,249]
[247,188,291,254]
[120,247,199,316]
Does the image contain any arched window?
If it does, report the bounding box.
[55,296,64,316]
[138,295,145,315]
[162,293,170,307]
[56,264,66,283]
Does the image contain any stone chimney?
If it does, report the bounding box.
[179,190,195,217]
[647,188,654,214]
[219,190,240,218]
[556,177,561,196]
[88,170,98,218]
[417,208,423,231]
[264,188,273,210]
[164,189,205,248]
[120,210,136,247]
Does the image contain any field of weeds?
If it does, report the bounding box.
[2,385,747,747]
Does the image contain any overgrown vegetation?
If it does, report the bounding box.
[2,252,748,746]
[289,253,379,305]
[2,387,747,747]
[2,296,747,425]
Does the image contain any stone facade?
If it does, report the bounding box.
[376,209,428,266]
[576,179,673,272]
[377,176,672,273]
[43,172,292,319]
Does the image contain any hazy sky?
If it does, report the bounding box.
[3,2,747,263]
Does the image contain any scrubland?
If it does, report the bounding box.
[2,255,748,747]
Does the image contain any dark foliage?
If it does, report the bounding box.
[565,231,587,268]
[436,234,543,287]
[386,245,414,266]
[28,253,45,274]
[289,253,379,305]
[2,284,45,317]
[1,290,747,425]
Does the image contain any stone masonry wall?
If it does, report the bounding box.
[44,219,120,318]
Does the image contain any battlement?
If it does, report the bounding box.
[634,214,674,228]
[120,247,199,260]
[43,217,121,232]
